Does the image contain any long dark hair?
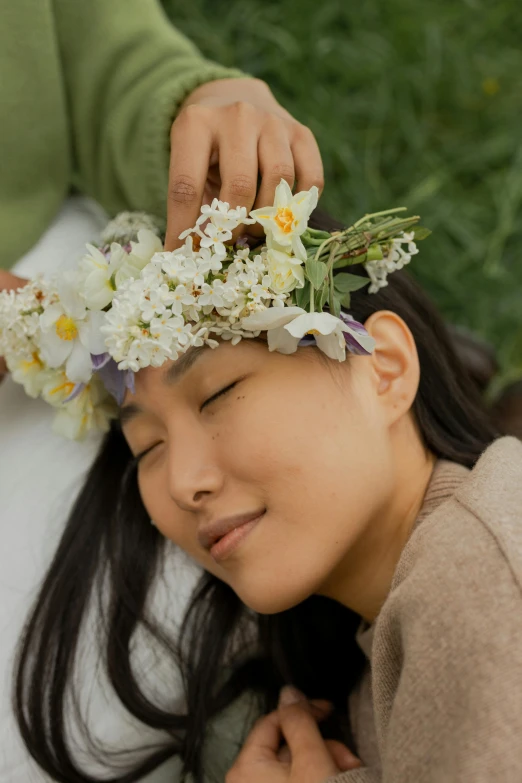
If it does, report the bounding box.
[14,211,499,782]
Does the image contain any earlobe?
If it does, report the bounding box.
[364,311,419,420]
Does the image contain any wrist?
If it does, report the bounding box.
[180,76,269,109]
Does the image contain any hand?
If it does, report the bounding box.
[165,77,324,249]
[0,271,28,376]
[226,686,361,783]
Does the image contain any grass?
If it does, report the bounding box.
[163,0,522,384]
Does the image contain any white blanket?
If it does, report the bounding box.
[0,197,202,782]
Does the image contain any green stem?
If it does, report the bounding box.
[310,283,315,313]
[313,234,340,262]
[326,241,338,310]
[352,207,407,229]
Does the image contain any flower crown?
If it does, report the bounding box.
[0,180,429,439]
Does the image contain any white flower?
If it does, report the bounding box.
[365,232,419,293]
[199,222,231,257]
[196,199,255,232]
[41,369,83,407]
[238,268,260,288]
[266,248,305,294]
[163,316,194,349]
[129,229,164,265]
[241,306,375,360]
[39,276,107,383]
[198,279,236,309]
[0,279,56,362]
[170,284,197,316]
[249,276,273,304]
[48,375,117,440]
[139,283,176,322]
[9,352,47,398]
[245,253,267,274]
[78,230,163,310]
[192,325,219,349]
[250,179,319,261]
[159,252,205,286]
[78,243,124,310]
[125,335,174,371]
[101,212,165,244]
[194,245,224,277]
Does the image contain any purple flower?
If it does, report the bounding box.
[339,312,374,356]
[96,358,135,405]
[63,383,85,403]
[91,352,112,370]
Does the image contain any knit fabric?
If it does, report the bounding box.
[327,436,522,783]
[0,0,247,270]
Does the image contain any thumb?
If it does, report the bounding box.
[324,739,362,771]
[0,271,28,291]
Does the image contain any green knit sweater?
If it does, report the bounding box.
[0,0,246,270]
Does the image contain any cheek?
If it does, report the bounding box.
[137,469,190,548]
[137,468,227,582]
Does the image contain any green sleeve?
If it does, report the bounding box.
[53,0,250,219]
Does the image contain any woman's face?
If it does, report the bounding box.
[121,339,395,614]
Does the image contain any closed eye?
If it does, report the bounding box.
[133,442,162,464]
[201,380,239,411]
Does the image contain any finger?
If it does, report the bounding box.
[165,106,214,251]
[237,711,283,763]
[308,699,334,719]
[276,744,291,763]
[217,104,260,242]
[0,272,27,291]
[277,703,338,776]
[278,684,307,707]
[249,116,295,237]
[324,740,362,771]
[277,685,333,718]
[291,123,324,197]
[276,738,361,771]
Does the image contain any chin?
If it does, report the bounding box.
[235,580,315,616]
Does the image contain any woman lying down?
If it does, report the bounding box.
[3,181,521,783]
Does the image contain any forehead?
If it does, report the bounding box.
[119,339,266,421]
[120,346,207,420]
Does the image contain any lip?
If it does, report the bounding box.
[198,510,265,560]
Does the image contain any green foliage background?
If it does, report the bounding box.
[163,0,522,383]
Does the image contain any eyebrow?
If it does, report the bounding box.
[164,345,208,385]
[119,345,209,426]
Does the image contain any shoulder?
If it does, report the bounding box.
[368,439,522,780]
[454,436,522,575]
[382,437,522,642]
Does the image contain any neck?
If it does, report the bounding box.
[320,416,436,622]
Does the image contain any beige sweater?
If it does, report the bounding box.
[327,436,522,783]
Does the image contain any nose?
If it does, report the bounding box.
[166,431,225,512]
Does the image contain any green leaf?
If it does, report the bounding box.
[318,283,329,310]
[295,282,310,310]
[305,228,331,240]
[413,226,432,241]
[333,254,367,269]
[333,273,371,293]
[330,294,342,318]
[301,228,331,247]
[340,292,352,308]
[305,259,328,288]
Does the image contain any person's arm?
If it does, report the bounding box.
[53,0,247,220]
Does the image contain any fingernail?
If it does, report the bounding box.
[341,750,362,770]
[278,685,307,707]
[309,700,334,718]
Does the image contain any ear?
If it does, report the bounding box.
[363,310,420,425]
